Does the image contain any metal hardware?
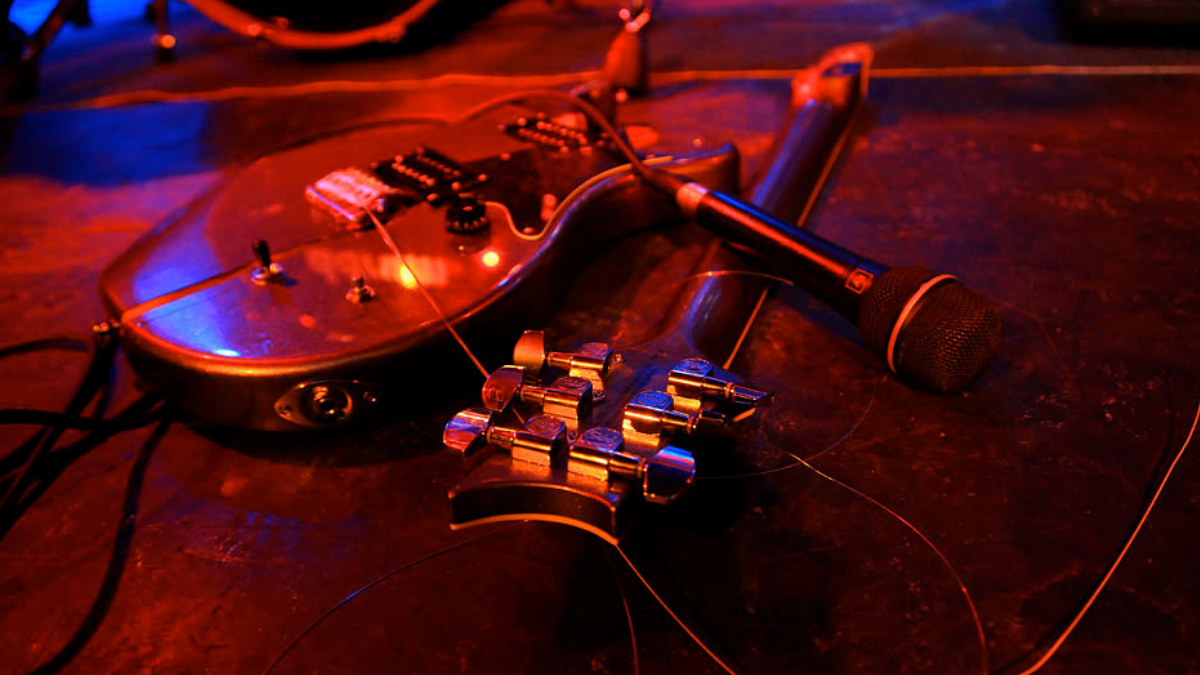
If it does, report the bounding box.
[345,274,376,303]
[622,390,726,448]
[274,379,375,427]
[512,330,613,400]
[481,365,593,424]
[250,239,286,285]
[443,408,567,467]
[305,167,402,229]
[502,113,599,151]
[91,319,120,345]
[666,357,773,412]
[567,427,696,504]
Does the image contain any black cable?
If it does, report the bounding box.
[0,393,163,539]
[17,414,172,675]
[0,335,90,360]
[0,334,94,472]
[0,334,114,499]
[0,330,121,536]
[0,406,166,432]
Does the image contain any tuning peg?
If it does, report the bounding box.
[481,365,594,423]
[443,408,567,466]
[250,239,286,285]
[568,427,696,504]
[621,391,727,448]
[512,330,614,400]
[667,358,773,411]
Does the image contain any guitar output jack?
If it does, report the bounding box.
[307,384,351,423]
[275,380,375,428]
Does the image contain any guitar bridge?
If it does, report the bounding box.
[305,168,407,230]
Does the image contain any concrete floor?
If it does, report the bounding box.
[1,1,1198,673]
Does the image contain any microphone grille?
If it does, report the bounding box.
[858,267,1002,393]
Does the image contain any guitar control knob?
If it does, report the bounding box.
[445,193,490,234]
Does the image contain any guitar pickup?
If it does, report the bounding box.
[502,113,601,151]
[305,168,411,230]
[372,146,487,205]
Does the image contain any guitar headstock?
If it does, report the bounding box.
[444,329,772,543]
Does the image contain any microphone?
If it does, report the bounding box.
[646,171,1002,393]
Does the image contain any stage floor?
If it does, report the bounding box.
[1,1,1198,673]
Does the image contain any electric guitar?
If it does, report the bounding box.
[98,97,741,431]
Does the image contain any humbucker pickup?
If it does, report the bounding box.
[502,113,605,151]
[372,146,487,205]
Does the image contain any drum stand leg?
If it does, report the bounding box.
[151,0,175,62]
[2,0,174,100]
[1,0,98,100]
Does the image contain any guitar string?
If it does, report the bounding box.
[603,544,641,675]
[785,447,989,675]
[613,543,742,675]
[700,373,881,481]
[722,287,771,372]
[1009,392,1199,675]
[258,523,525,675]
[366,210,490,380]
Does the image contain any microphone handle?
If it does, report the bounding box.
[674,179,886,322]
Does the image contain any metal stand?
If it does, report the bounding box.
[2,0,174,100]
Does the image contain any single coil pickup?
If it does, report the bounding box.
[503,115,601,150]
[372,147,486,205]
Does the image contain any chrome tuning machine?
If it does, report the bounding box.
[666,357,773,413]
[443,408,567,467]
[621,390,728,448]
[568,427,695,504]
[480,365,594,425]
[512,330,614,401]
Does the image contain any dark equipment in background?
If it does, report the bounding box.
[1,0,470,99]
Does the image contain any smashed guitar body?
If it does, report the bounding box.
[98,104,739,431]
